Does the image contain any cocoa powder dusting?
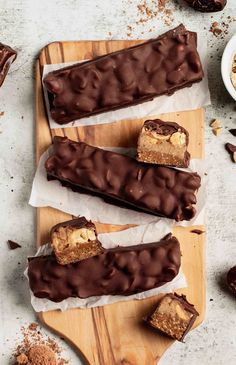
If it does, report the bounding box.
[13,323,69,365]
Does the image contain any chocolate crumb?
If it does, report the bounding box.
[13,323,69,365]
[229,129,236,137]
[28,323,38,332]
[191,229,205,235]
[7,240,21,250]
[0,111,4,116]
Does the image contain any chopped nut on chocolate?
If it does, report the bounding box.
[227,266,236,294]
[137,119,190,168]
[145,293,199,341]
[51,217,103,265]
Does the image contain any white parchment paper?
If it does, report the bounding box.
[25,222,186,312]
[29,146,206,227]
[42,32,211,129]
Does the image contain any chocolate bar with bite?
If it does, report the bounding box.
[45,136,201,222]
[51,217,104,265]
[28,234,181,302]
[146,293,199,341]
[184,0,226,12]
[0,43,17,86]
[44,24,203,125]
[137,119,190,167]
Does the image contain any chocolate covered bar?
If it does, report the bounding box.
[44,24,204,125]
[45,137,201,221]
[51,217,104,265]
[146,293,199,341]
[184,0,226,12]
[28,234,181,302]
[0,43,17,86]
[137,119,190,168]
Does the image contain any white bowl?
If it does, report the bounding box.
[221,33,236,101]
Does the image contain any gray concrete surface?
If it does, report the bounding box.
[0,0,236,364]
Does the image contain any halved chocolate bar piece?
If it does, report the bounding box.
[45,136,201,222]
[28,234,181,302]
[146,293,199,341]
[0,43,17,86]
[184,0,226,12]
[43,24,203,125]
[137,119,190,167]
[50,217,103,265]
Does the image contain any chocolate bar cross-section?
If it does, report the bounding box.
[44,24,203,124]
[45,137,201,222]
[28,234,181,302]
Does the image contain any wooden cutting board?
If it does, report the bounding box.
[35,40,205,365]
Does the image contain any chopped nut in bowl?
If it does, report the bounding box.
[221,33,236,101]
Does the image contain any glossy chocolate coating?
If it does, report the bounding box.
[45,137,201,221]
[0,43,17,86]
[184,0,226,12]
[227,266,236,294]
[28,234,181,302]
[44,24,203,125]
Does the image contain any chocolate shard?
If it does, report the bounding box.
[229,129,236,137]
[137,119,190,168]
[43,24,204,125]
[7,240,21,250]
[0,43,17,87]
[50,217,104,265]
[145,293,199,341]
[28,234,181,302]
[184,0,227,12]
[227,266,236,294]
[190,229,205,235]
[45,136,201,222]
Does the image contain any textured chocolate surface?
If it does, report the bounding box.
[227,266,236,294]
[44,24,203,124]
[146,293,199,341]
[137,119,190,168]
[51,216,96,237]
[50,217,104,265]
[0,43,17,86]
[143,119,189,138]
[45,137,201,221]
[28,234,181,302]
[184,0,226,12]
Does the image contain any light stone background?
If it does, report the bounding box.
[0,0,236,364]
